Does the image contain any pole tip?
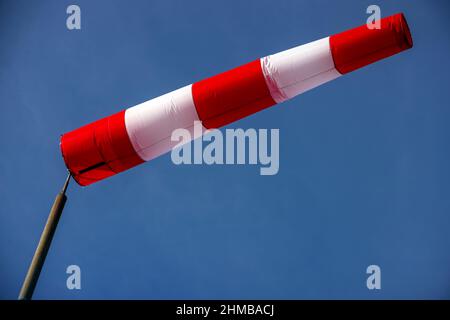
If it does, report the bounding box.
[61,171,71,194]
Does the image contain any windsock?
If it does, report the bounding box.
[61,13,413,186]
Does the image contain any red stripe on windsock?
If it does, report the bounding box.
[192,59,276,129]
[329,13,413,74]
[60,110,144,186]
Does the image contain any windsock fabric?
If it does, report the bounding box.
[61,13,413,186]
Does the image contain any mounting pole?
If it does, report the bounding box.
[18,172,71,300]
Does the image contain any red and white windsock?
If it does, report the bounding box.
[61,13,413,186]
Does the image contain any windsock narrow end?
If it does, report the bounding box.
[329,13,413,74]
[396,13,413,50]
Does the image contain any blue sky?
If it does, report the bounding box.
[1,0,449,299]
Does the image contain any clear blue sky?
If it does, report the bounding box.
[1,0,449,299]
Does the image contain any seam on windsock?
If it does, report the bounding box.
[279,66,339,92]
[260,56,288,103]
[134,122,199,160]
[125,108,147,160]
[96,121,118,174]
[127,117,203,160]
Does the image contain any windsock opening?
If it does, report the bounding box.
[60,110,144,186]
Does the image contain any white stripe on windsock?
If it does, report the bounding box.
[125,85,203,162]
[261,37,341,103]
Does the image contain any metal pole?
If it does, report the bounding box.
[18,172,71,300]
